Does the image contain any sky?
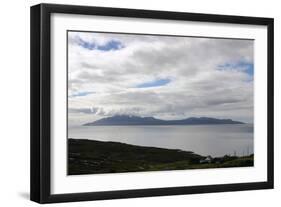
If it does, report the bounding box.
[68,31,254,126]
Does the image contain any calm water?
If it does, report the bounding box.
[68,124,253,157]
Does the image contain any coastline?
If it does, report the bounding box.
[68,138,254,175]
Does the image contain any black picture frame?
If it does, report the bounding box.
[30,3,274,204]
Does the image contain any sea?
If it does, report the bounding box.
[68,124,253,157]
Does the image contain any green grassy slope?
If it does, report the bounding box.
[68,138,253,175]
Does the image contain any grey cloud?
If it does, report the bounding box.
[68,32,254,125]
[69,107,98,114]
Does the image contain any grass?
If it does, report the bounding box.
[68,138,254,175]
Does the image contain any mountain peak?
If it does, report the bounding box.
[83,115,244,126]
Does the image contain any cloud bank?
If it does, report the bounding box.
[68,31,254,126]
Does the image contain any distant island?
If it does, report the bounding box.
[83,115,244,126]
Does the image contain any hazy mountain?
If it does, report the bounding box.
[83,115,244,126]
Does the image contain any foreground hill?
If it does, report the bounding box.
[83,115,244,126]
[68,138,253,175]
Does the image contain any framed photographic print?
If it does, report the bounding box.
[30,3,274,203]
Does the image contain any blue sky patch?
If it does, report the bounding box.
[76,37,95,50]
[136,78,171,88]
[218,61,254,76]
[70,91,95,98]
[76,36,123,51]
[97,40,124,51]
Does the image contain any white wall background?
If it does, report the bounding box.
[0,0,279,206]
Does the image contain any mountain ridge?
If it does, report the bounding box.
[83,115,244,126]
